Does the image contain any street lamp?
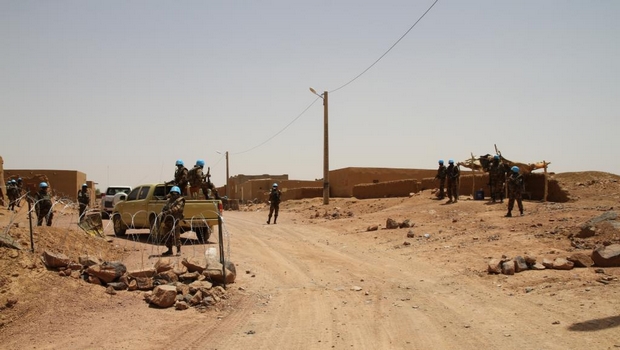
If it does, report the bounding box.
[216,150,229,198]
[309,87,329,205]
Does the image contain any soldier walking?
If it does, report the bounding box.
[435,159,447,200]
[33,182,54,226]
[505,166,524,217]
[160,186,185,256]
[266,183,281,224]
[446,159,460,203]
[77,183,90,221]
[7,179,18,211]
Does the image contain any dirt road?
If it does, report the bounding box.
[2,184,620,349]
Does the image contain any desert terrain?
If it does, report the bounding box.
[0,171,619,350]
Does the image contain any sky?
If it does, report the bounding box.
[1,0,619,191]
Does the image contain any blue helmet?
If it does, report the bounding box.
[82,183,87,188]
[511,166,519,173]
[39,182,48,188]
[170,186,181,194]
[10,179,16,184]
[17,178,22,182]
[438,160,444,165]
[494,155,500,160]
[175,159,184,166]
[196,159,205,167]
[448,159,454,164]
[272,183,278,187]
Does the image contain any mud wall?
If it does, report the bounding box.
[330,167,438,197]
[4,169,87,202]
[353,179,420,199]
[227,174,289,200]
[238,179,322,203]
[285,187,323,201]
[0,156,4,203]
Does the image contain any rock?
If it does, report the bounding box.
[128,279,138,291]
[423,234,431,239]
[513,256,529,273]
[189,280,213,294]
[128,268,157,278]
[173,264,188,276]
[386,218,400,229]
[41,251,70,268]
[78,255,101,267]
[524,255,537,265]
[403,241,411,246]
[67,262,82,271]
[182,257,206,273]
[5,298,18,308]
[156,270,179,283]
[150,285,177,308]
[189,290,203,306]
[179,272,200,282]
[107,282,128,291]
[175,301,189,310]
[176,283,190,296]
[203,262,235,284]
[577,212,618,238]
[351,286,363,291]
[136,277,154,291]
[105,286,116,295]
[88,275,102,285]
[531,263,546,270]
[154,258,173,273]
[501,261,515,275]
[399,219,412,228]
[591,244,620,267]
[487,259,502,274]
[567,253,594,268]
[542,258,554,269]
[87,262,127,284]
[552,258,574,270]
[406,230,414,238]
[367,225,379,232]
[142,291,153,302]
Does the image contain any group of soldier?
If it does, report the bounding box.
[435,155,525,217]
[168,159,220,200]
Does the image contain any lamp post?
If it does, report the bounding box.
[309,87,329,205]
[216,151,229,198]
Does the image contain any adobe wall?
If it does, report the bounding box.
[353,179,420,199]
[0,156,4,203]
[330,167,437,197]
[285,187,323,201]
[228,173,289,199]
[239,179,321,203]
[4,169,87,202]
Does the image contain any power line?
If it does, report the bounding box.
[330,0,439,94]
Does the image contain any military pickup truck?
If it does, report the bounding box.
[111,183,223,242]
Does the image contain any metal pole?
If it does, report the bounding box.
[217,214,226,289]
[225,151,230,198]
[27,196,34,252]
[323,91,329,205]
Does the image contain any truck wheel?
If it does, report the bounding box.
[112,214,127,236]
[196,226,211,243]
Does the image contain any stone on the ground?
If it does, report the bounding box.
[173,264,188,276]
[41,251,70,268]
[176,283,190,296]
[406,230,414,238]
[542,258,554,269]
[87,261,127,284]
[128,268,157,278]
[399,219,412,228]
[78,255,101,267]
[367,225,378,231]
[577,211,618,238]
[189,280,213,294]
[156,270,178,283]
[154,258,173,273]
[386,218,400,229]
[175,301,189,310]
[105,286,116,295]
[203,262,235,284]
[182,257,206,273]
[179,272,200,282]
[531,262,546,270]
[487,259,502,274]
[88,275,102,285]
[591,244,620,267]
[136,277,154,291]
[107,282,128,290]
[552,258,574,270]
[513,256,528,272]
[189,290,203,306]
[524,255,537,265]
[128,279,138,291]
[150,285,177,308]
[501,261,515,275]
[567,253,594,267]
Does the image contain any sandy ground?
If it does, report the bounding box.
[0,171,619,349]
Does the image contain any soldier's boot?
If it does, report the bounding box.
[505,211,512,217]
[266,216,271,225]
[446,198,453,204]
[273,216,277,225]
[520,210,524,216]
[162,247,173,256]
[176,246,181,256]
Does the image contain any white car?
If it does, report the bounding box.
[101,186,132,218]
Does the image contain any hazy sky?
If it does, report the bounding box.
[2,0,618,191]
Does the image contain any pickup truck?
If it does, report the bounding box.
[101,186,132,218]
[111,183,223,242]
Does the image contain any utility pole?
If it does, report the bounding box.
[323,91,329,205]
[225,151,229,198]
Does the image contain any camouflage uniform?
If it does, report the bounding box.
[77,188,90,220]
[435,164,447,199]
[506,172,524,217]
[266,188,282,224]
[34,189,54,226]
[173,165,189,196]
[7,182,18,211]
[188,165,204,199]
[446,164,460,203]
[489,160,506,203]
[160,194,185,255]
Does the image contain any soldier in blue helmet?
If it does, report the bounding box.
[266,183,282,224]
[33,182,54,226]
[434,160,447,200]
[7,179,18,211]
[77,183,90,220]
[168,159,189,196]
[505,166,524,217]
[445,159,460,203]
[489,155,507,203]
[160,186,185,256]
[188,159,205,199]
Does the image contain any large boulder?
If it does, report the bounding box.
[154,258,173,273]
[150,285,177,308]
[41,251,71,268]
[513,256,529,273]
[592,244,620,267]
[567,253,594,268]
[182,257,206,273]
[577,212,618,238]
[128,268,157,278]
[78,255,101,268]
[87,262,127,284]
[552,258,574,270]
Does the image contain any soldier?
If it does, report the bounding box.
[15,178,23,207]
[159,186,185,256]
[505,166,524,217]
[445,159,460,204]
[266,183,282,224]
[434,159,447,200]
[77,183,90,220]
[33,182,54,226]
[200,167,221,200]
[169,159,189,196]
[188,159,205,199]
[7,179,18,211]
[488,155,506,203]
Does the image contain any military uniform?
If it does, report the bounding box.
[173,166,189,196]
[435,164,447,199]
[506,172,524,217]
[489,160,506,203]
[34,189,54,226]
[446,163,460,203]
[188,166,204,199]
[160,194,185,255]
[77,188,90,220]
[7,182,18,211]
[266,187,282,224]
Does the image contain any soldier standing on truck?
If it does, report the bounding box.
[77,183,90,220]
[160,186,185,256]
[201,167,221,200]
[168,159,189,196]
[266,183,281,225]
[188,159,205,199]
